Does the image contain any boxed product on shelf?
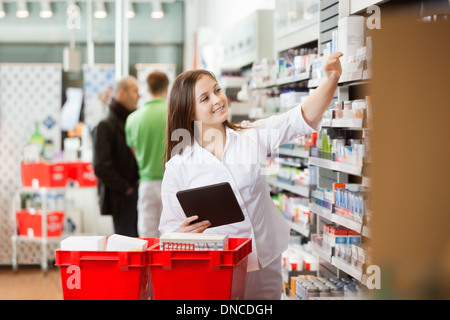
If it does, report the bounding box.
[283,246,318,273]
[323,224,361,249]
[335,244,353,263]
[278,193,310,222]
[263,91,280,114]
[312,126,367,167]
[304,132,318,147]
[322,223,333,249]
[333,99,367,120]
[348,230,361,245]
[279,90,308,110]
[159,232,229,251]
[295,207,311,226]
[333,183,367,222]
[310,56,325,81]
[310,234,323,247]
[282,247,303,272]
[303,253,318,271]
[293,53,318,74]
[351,243,370,272]
[276,166,310,187]
[16,209,65,238]
[311,187,333,210]
[251,59,273,87]
[335,144,365,166]
[329,225,348,247]
[338,15,365,66]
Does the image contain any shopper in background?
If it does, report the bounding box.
[125,71,169,238]
[159,52,343,299]
[92,76,140,237]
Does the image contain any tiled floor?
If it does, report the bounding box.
[0,265,63,300]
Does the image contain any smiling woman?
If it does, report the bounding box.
[193,77,229,127]
[164,70,244,163]
[192,76,230,160]
[160,55,342,300]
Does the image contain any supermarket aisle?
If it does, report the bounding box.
[0,266,63,300]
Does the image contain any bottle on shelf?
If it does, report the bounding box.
[43,139,55,161]
[30,122,45,148]
[29,122,45,160]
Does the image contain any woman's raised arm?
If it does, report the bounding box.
[301,52,343,129]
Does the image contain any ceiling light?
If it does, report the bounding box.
[0,1,5,19]
[127,1,135,19]
[94,0,107,19]
[151,1,164,19]
[40,0,53,18]
[16,0,29,18]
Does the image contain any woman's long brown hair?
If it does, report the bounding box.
[164,70,243,163]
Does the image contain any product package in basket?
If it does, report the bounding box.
[160,232,228,251]
[106,234,148,251]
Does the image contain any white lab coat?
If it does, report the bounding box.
[159,104,320,273]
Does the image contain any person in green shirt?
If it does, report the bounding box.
[125,71,169,238]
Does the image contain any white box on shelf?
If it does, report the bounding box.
[338,16,365,65]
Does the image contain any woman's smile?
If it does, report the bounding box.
[213,105,225,114]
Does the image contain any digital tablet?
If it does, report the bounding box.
[176,182,245,228]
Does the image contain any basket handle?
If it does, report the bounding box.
[158,250,222,270]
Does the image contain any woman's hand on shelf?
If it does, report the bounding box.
[324,52,343,81]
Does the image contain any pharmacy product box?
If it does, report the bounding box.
[65,161,97,187]
[351,243,370,271]
[16,209,64,237]
[60,236,107,251]
[330,226,349,247]
[21,162,68,188]
[55,242,152,300]
[338,16,365,64]
[348,230,361,245]
[146,238,252,300]
[159,232,228,251]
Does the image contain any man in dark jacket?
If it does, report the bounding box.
[92,76,140,237]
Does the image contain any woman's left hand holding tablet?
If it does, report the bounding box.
[177,215,211,233]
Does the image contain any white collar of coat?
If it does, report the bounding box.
[180,125,240,157]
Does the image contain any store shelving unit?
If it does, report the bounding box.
[11,187,67,273]
[218,0,389,299]
[267,176,310,198]
[304,0,380,289]
[309,157,363,176]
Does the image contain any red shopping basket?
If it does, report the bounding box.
[147,238,252,300]
[55,248,152,300]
